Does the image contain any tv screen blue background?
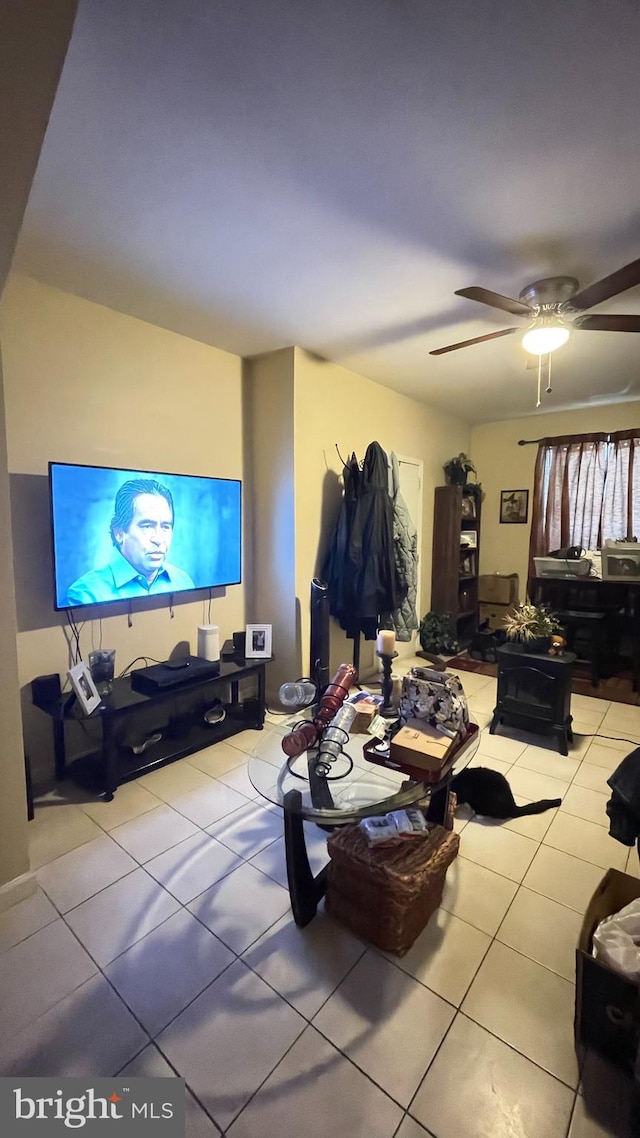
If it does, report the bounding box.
[50,463,242,609]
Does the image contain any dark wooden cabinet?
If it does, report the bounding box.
[32,659,267,800]
[431,485,481,643]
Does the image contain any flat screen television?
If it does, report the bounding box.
[49,462,242,610]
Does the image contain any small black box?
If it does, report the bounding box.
[130,656,220,695]
[31,673,62,711]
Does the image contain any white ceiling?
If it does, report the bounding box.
[14,0,640,423]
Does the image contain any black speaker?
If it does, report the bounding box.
[31,673,62,711]
[310,578,330,691]
[221,639,237,660]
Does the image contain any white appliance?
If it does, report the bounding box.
[197,625,220,661]
[534,557,591,578]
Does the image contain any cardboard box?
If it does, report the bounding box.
[479,601,516,632]
[363,722,479,785]
[349,699,380,734]
[478,573,519,605]
[575,868,640,1071]
[389,720,454,772]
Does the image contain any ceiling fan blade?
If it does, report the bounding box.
[455,286,534,317]
[573,314,640,332]
[430,328,519,355]
[568,258,640,311]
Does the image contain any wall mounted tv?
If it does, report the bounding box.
[49,462,242,610]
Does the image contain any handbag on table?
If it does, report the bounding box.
[398,667,469,736]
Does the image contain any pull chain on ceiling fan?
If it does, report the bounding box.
[430,257,640,405]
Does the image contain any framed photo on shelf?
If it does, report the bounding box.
[500,489,529,524]
[67,661,101,715]
[460,530,477,549]
[245,623,272,658]
[460,553,475,577]
[460,495,476,520]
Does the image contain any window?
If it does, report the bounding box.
[529,430,640,574]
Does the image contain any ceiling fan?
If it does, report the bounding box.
[430,257,640,405]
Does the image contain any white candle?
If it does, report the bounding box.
[377,629,396,655]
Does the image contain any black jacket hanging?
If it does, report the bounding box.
[323,441,407,640]
[606,747,640,855]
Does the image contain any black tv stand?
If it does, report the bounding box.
[32,657,269,800]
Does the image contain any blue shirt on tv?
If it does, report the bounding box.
[63,554,195,607]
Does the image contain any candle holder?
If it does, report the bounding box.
[376,650,398,718]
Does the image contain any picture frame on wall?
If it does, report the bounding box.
[68,660,101,715]
[500,489,529,525]
[245,623,272,658]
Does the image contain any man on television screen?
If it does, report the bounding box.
[64,479,195,605]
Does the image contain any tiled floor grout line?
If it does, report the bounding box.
[18,704,640,1134]
[28,849,312,1097]
[223,950,386,1132]
[27,735,622,938]
[28,823,582,1123]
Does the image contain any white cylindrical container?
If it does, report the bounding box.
[198,624,220,662]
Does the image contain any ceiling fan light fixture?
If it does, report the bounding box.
[522,318,570,355]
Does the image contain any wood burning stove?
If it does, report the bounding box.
[490,644,576,755]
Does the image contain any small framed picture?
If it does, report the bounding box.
[460,553,475,577]
[500,489,529,524]
[68,661,101,715]
[460,495,476,520]
[245,623,272,658]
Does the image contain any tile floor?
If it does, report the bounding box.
[1,658,639,1137]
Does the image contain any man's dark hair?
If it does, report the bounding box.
[110,479,174,546]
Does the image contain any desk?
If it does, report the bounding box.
[530,575,640,614]
[248,718,479,926]
[530,577,640,689]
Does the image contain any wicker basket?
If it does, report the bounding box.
[326,817,459,956]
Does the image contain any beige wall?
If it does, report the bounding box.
[1,273,246,788]
[293,348,470,679]
[244,349,298,686]
[0,0,78,895]
[0,341,30,891]
[471,401,640,597]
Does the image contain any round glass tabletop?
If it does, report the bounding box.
[248,715,480,824]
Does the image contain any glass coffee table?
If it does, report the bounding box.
[248,716,479,927]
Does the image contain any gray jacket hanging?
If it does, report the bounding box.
[388,451,419,641]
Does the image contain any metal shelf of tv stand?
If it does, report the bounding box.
[34,657,268,801]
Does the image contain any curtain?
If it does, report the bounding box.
[528,429,640,581]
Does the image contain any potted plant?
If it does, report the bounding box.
[443,453,477,488]
[418,611,459,656]
[502,602,561,654]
